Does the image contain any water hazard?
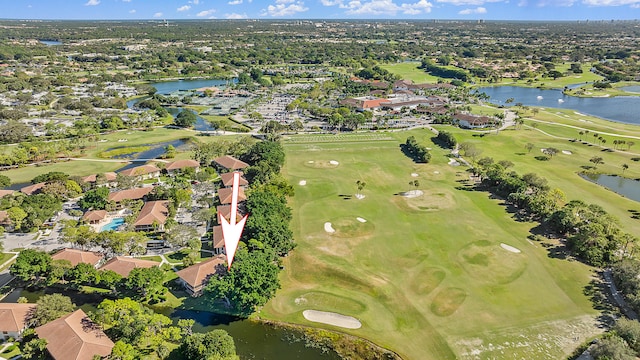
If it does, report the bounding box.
[580,173,640,203]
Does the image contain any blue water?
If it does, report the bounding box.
[100,217,125,232]
[477,86,640,125]
[621,86,640,93]
[40,40,62,46]
[150,79,235,95]
[580,173,640,203]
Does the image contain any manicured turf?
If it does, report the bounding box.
[379,62,440,83]
[260,129,615,359]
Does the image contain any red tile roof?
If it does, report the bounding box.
[82,210,108,222]
[218,187,246,204]
[0,303,36,333]
[52,249,103,267]
[99,256,160,277]
[175,255,226,289]
[212,225,224,249]
[81,172,117,183]
[134,201,169,227]
[219,172,248,187]
[107,187,153,202]
[119,164,160,177]
[0,190,15,198]
[213,155,249,170]
[35,309,114,360]
[21,182,46,195]
[165,159,200,171]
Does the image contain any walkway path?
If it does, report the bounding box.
[603,269,638,320]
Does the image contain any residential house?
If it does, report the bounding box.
[212,155,249,172]
[118,164,161,180]
[133,201,169,232]
[99,256,160,277]
[35,309,114,360]
[0,211,11,230]
[107,187,154,203]
[20,182,46,195]
[0,303,36,340]
[219,172,248,188]
[339,96,389,111]
[51,249,103,268]
[81,210,108,225]
[218,187,246,205]
[165,159,200,175]
[216,205,245,222]
[453,113,495,129]
[212,225,225,255]
[175,255,226,296]
[81,172,117,187]
[0,190,15,198]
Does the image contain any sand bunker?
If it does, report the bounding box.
[356,217,367,223]
[307,160,314,164]
[448,159,460,166]
[500,243,521,253]
[355,194,365,200]
[299,180,307,186]
[562,150,572,155]
[303,310,362,329]
[411,173,419,177]
[402,190,424,198]
[434,171,440,174]
[540,148,547,153]
[324,222,335,233]
[329,160,339,165]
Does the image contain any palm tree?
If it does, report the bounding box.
[409,180,420,194]
[590,156,604,169]
[578,131,584,141]
[355,180,366,198]
[622,164,629,174]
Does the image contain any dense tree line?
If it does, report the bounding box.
[401,136,431,163]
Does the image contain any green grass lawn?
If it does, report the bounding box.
[258,127,638,359]
[379,62,440,83]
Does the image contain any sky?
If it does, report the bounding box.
[2,0,640,21]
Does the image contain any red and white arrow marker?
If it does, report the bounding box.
[219,171,248,269]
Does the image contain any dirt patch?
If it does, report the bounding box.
[411,267,446,296]
[399,189,456,212]
[303,310,362,329]
[306,160,340,169]
[431,287,467,317]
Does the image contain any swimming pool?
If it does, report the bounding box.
[100,217,125,232]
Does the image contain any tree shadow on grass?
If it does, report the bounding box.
[584,272,617,328]
[338,194,352,200]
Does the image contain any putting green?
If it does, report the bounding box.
[261,130,612,360]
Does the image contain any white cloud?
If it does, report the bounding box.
[321,0,344,4]
[276,0,296,3]
[582,0,640,5]
[129,9,136,13]
[226,12,248,18]
[85,0,100,6]
[458,6,487,13]
[153,12,163,17]
[343,0,432,15]
[263,1,309,16]
[177,5,191,11]
[436,0,501,4]
[190,0,200,4]
[536,0,574,5]
[197,9,217,16]
[229,0,243,4]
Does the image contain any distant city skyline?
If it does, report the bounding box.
[1,0,639,21]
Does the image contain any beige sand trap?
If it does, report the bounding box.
[562,150,572,155]
[303,310,362,329]
[448,158,460,166]
[356,217,367,223]
[324,222,335,233]
[329,160,339,165]
[402,190,424,198]
[434,171,440,174]
[500,243,521,253]
[299,180,307,186]
[540,148,547,153]
[411,173,419,177]
[307,160,314,163]
[355,194,365,200]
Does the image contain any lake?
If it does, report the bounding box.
[150,78,235,95]
[477,86,640,125]
[39,40,62,46]
[621,86,640,93]
[1,287,340,360]
[580,173,640,203]
[166,107,217,132]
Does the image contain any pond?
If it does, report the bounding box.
[477,86,640,125]
[621,85,640,94]
[111,138,192,172]
[1,288,339,360]
[166,107,217,132]
[580,173,640,203]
